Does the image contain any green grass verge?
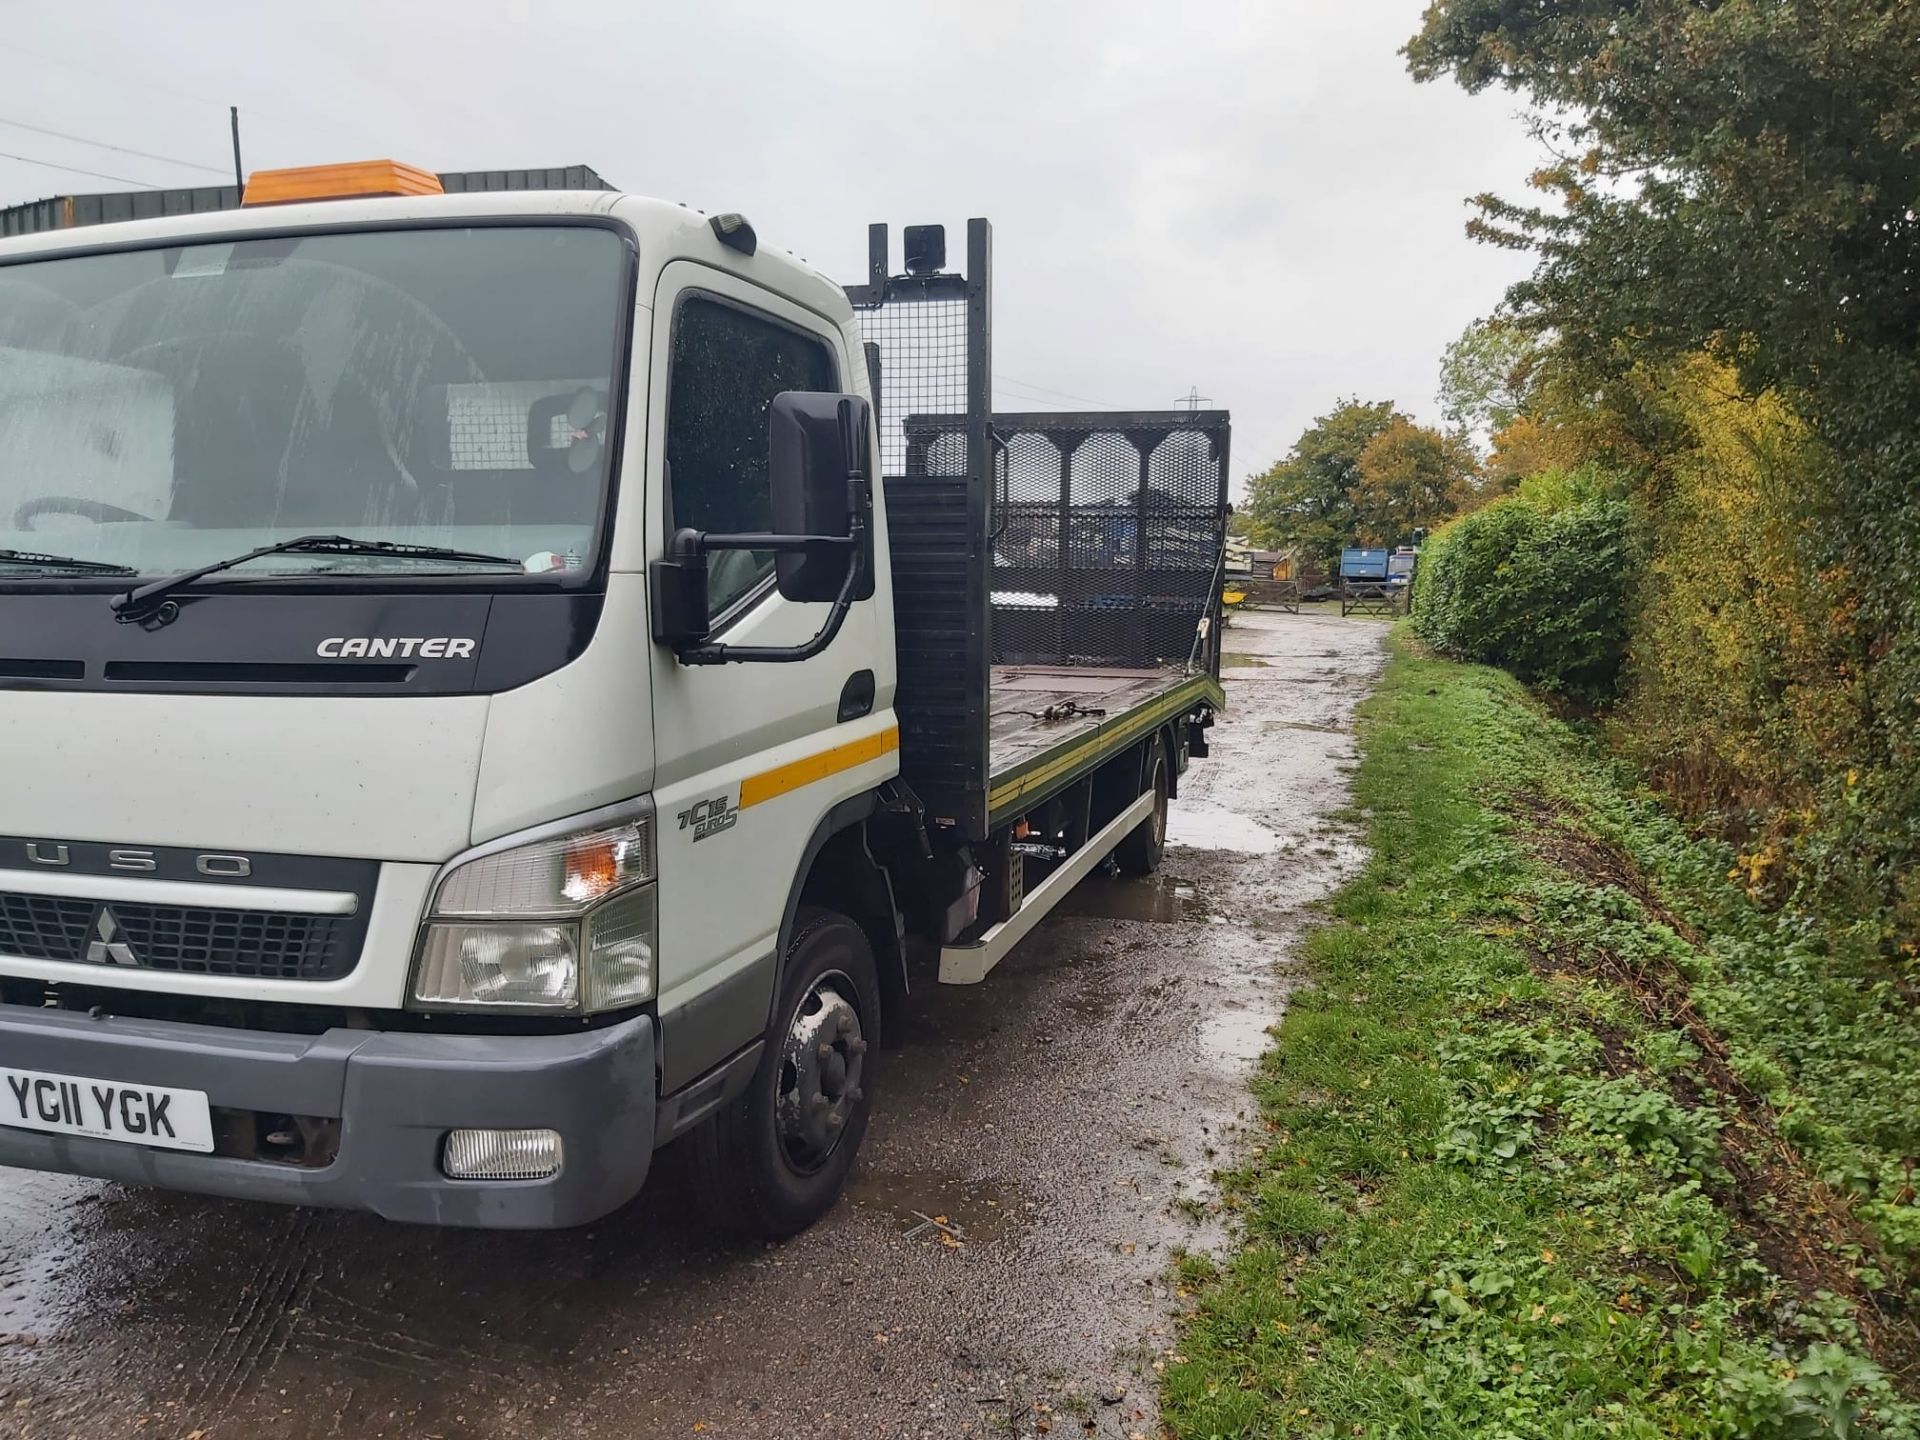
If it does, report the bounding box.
[1164,630,1920,1439]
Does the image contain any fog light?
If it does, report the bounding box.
[442,1127,564,1180]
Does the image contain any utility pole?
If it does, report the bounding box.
[1176,385,1212,412]
[229,106,244,202]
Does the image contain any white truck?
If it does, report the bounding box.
[0,161,1230,1233]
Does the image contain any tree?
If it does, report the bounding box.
[1404,0,1920,595]
[1485,413,1584,490]
[1438,318,1538,437]
[1242,399,1396,577]
[1406,0,1920,948]
[1352,418,1482,544]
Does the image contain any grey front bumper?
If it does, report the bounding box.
[0,1002,655,1228]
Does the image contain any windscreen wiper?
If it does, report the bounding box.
[111,534,526,622]
[0,548,137,576]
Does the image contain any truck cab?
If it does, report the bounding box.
[0,165,1227,1232]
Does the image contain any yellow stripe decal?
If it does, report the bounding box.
[739,726,901,809]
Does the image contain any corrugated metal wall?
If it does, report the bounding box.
[0,167,612,237]
[437,166,609,194]
[1,185,239,238]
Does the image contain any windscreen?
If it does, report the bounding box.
[0,224,626,579]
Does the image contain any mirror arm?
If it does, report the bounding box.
[673,483,871,666]
[695,531,857,553]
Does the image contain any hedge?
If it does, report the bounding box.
[1413,493,1635,699]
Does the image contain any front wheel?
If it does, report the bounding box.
[1114,740,1170,876]
[685,907,880,1237]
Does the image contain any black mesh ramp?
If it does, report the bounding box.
[862,293,968,478]
[902,411,1231,672]
[849,221,995,836]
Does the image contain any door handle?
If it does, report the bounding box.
[837,670,875,722]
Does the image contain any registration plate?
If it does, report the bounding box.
[1,1066,214,1153]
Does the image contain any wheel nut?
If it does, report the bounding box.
[836,1013,854,1034]
[817,1042,835,1060]
[846,1087,864,1104]
[847,1038,869,1056]
[825,1112,845,1130]
[808,1094,829,1111]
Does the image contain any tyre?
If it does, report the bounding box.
[1114,739,1169,876]
[685,907,880,1238]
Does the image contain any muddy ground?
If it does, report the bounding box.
[0,608,1384,1440]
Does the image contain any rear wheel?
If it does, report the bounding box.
[1114,740,1170,876]
[686,907,879,1237]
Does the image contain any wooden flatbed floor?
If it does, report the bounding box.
[986,664,1222,826]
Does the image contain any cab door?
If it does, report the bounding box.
[644,263,897,1092]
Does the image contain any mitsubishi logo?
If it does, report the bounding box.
[86,907,141,967]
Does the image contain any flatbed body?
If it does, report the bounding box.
[986,665,1224,828]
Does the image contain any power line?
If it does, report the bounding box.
[999,373,1116,407]
[994,384,1085,407]
[993,391,1083,411]
[994,388,1115,413]
[0,115,228,177]
[0,37,382,147]
[997,373,1119,408]
[0,39,232,115]
[0,147,156,188]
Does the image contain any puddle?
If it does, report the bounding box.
[1198,1006,1276,1068]
[1166,802,1281,854]
[1220,653,1270,668]
[0,1172,98,1342]
[845,1168,1025,1244]
[1056,872,1198,923]
[1298,834,1370,871]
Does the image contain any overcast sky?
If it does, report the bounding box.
[0,1,1543,492]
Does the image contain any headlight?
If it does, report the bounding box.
[413,922,580,1008]
[411,799,657,1013]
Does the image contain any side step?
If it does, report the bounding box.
[938,790,1155,985]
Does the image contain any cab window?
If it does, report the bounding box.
[665,295,836,615]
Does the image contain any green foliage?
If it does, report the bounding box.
[1511,461,1621,513]
[1560,1076,1725,1182]
[1241,398,1395,572]
[1164,638,1920,1438]
[1439,316,1538,435]
[1407,0,1920,960]
[1413,491,1634,696]
[1403,0,1920,425]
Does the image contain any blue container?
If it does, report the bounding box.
[1340,548,1390,580]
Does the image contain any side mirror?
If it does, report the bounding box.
[769,391,873,603]
[653,393,875,664]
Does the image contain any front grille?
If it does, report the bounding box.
[0,893,356,981]
[0,893,95,960]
